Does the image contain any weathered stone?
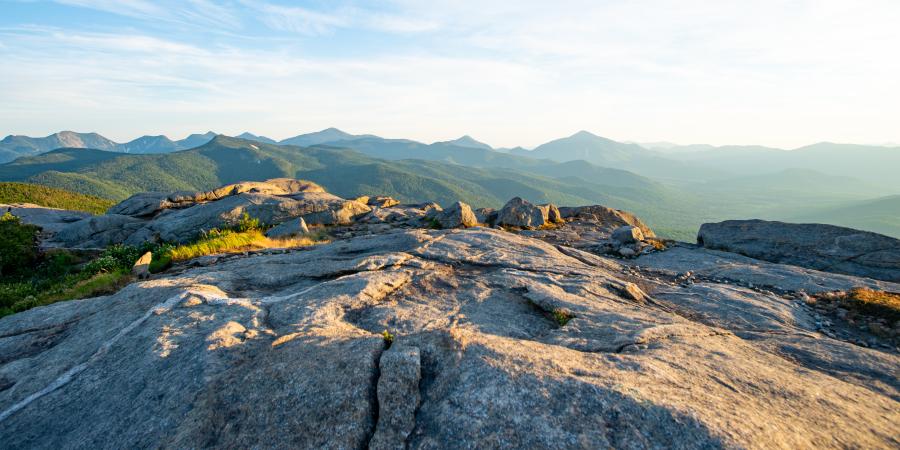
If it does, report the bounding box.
[369,345,421,450]
[474,207,496,225]
[132,252,152,279]
[109,179,326,218]
[302,200,371,226]
[433,201,477,229]
[559,205,656,238]
[612,225,644,244]
[1,228,898,448]
[368,196,400,208]
[1,203,91,235]
[496,197,547,229]
[543,203,563,223]
[52,180,372,246]
[698,220,900,282]
[265,217,310,238]
[51,214,146,248]
[633,246,900,294]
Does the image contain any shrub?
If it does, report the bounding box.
[0,212,40,277]
[381,329,395,347]
[551,309,575,326]
[235,212,263,232]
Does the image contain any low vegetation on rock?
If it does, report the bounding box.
[0,241,151,317]
[0,182,113,214]
[0,209,326,317]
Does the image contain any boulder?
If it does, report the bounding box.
[368,196,400,208]
[265,217,310,238]
[496,197,549,229]
[302,200,371,226]
[697,220,900,282]
[433,201,477,229]
[132,252,152,279]
[612,225,644,244]
[543,204,563,224]
[559,205,655,238]
[474,208,497,225]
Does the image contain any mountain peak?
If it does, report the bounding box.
[279,128,365,147]
[437,135,492,150]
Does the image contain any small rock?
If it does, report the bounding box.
[612,226,644,245]
[132,251,152,279]
[265,217,310,238]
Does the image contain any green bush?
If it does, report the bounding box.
[235,212,263,232]
[0,212,40,277]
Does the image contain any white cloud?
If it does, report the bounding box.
[3,0,900,147]
[54,0,242,28]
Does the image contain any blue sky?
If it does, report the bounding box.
[1,0,899,148]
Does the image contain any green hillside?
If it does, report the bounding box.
[788,195,900,238]
[0,182,114,214]
[0,136,699,239]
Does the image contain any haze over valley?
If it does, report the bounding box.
[3,128,898,240]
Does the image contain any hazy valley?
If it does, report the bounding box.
[2,129,898,240]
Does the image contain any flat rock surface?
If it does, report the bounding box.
[634,245,900,294]
[1,203,92,234]
[698,219,900,282]
[1,228,898,449]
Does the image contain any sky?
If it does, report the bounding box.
[1,0,899,149]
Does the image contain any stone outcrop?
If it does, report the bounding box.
[1,227,898,448]
[612,225,644,244]
[474,207,497,225]
[698,220,900,282]
[108,179,326,218]
[1,203,91,235]
[496,197,561,229]
[368,196,400,208]
[52,214,147,249]
[433,201,477,228]
[265,217,309,238]
[50,179,372,247]
[559,205,655,238]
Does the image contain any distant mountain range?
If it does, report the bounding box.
[2,128,899,239]
[5,129,899,188]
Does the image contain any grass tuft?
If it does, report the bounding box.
[840,288,900,324]
[163,228,325,263]
[551,308,575,326]
[381,329,395,348]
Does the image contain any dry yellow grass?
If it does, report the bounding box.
[167,229,328,262]
[841,288,900,323]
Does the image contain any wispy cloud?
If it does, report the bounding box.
[54,0,242,28]
[3,0,900,147]
[248,2,349,35]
